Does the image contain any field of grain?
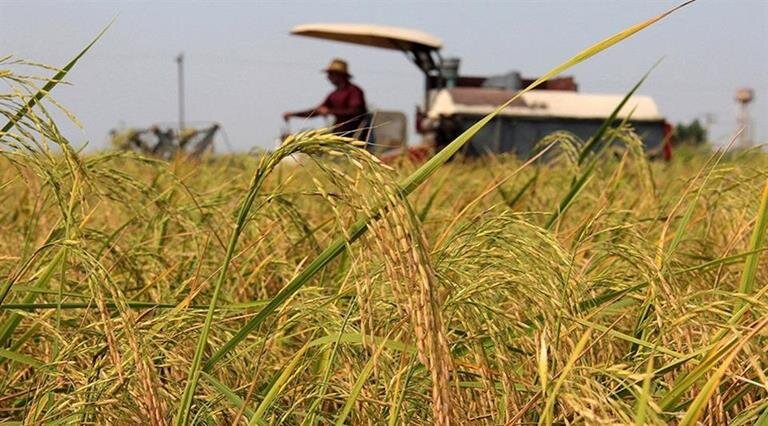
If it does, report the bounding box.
[3,3,768,424]
[2,120,767,424]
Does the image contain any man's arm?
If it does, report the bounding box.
[284,95,332,121]
[284,106,328,119]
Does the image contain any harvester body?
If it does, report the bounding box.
[291,23,669,159]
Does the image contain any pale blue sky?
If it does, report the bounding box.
[3,0,766,151]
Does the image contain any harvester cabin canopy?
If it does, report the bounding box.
[290,23,443,75]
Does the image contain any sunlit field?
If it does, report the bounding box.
[4,2,768,424]
[2,123,767,424]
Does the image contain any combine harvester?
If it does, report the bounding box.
[110,122,222,159]
[291,23,671,161]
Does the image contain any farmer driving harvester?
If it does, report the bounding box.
[288,23,672,162]
[282,58,374,147]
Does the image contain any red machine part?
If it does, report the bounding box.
[662,121,673,161]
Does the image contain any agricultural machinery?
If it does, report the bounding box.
[290,23,671,159]
[109,122,221,159]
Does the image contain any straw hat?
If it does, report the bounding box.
[323,58,352,77]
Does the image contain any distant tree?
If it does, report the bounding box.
[674,119,707,145]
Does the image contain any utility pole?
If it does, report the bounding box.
[176,53,185,133]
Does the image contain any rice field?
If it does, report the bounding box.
[2,119,768,424]
[4,1,768,424]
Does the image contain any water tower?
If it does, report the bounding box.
[735,87,755,148]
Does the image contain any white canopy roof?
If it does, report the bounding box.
[291,23,443,51]
[428,88,662,121]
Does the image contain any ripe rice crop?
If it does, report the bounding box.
[3,1,768,424]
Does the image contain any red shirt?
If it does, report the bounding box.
[322,83,368,135]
